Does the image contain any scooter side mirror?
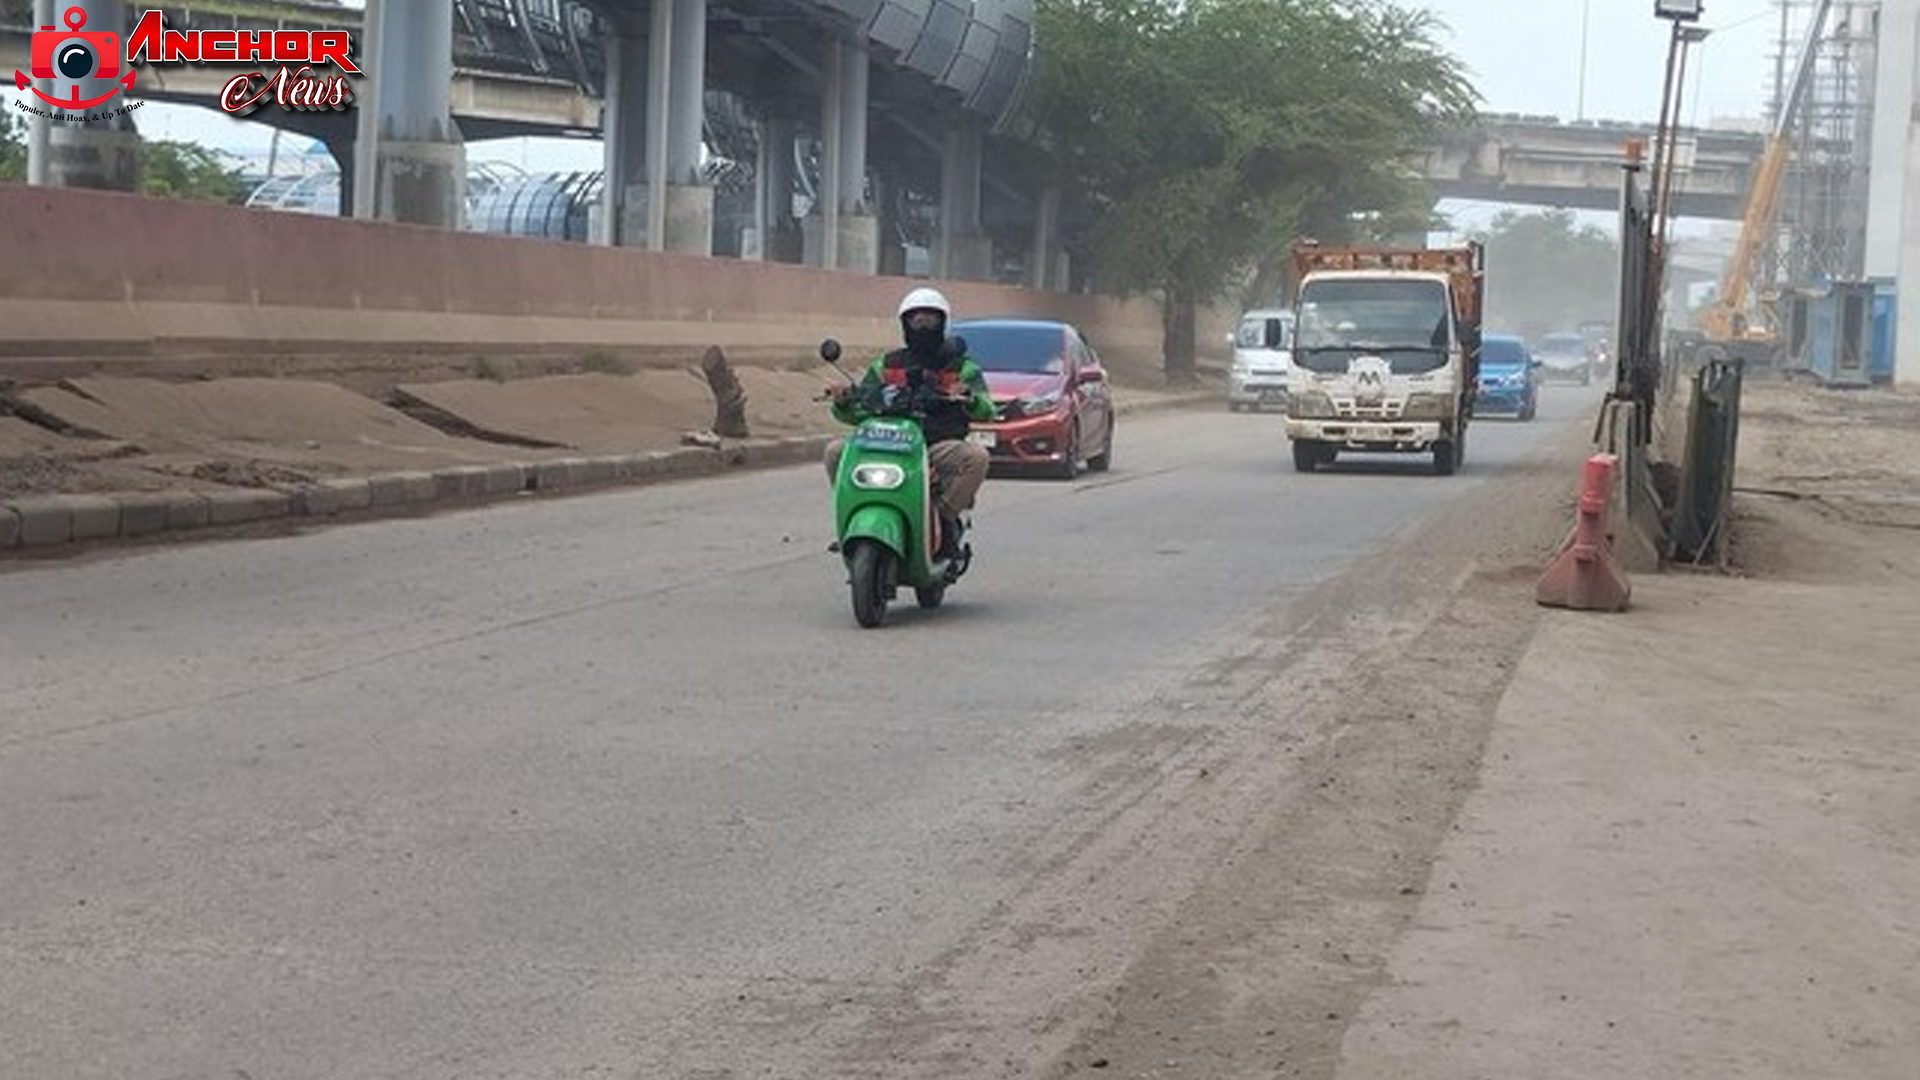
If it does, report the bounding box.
[820,339,843,363]
[940,335,968,362]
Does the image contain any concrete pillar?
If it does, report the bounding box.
[1030,185,1061,291]
[873,169,907,276]
[803,39,879,273]
[1865,0,1919,277]
[364,0,464,226]
[33,0,140,191]
[648,0,712,254]
[936,124,993,280]
[751,111,802,262]
[599,26,650,246]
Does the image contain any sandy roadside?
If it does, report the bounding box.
[1331,379,1920,1080]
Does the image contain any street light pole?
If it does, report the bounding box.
[1578,0,1592,121]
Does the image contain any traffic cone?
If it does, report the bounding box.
[1536,453,1632,612]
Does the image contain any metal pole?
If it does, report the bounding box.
[1658,36,1697,241]
[352,0,386,218]
[647,0,673,250]
[26,0,52,185]
[1649,21,1685,227]
[821,40,843,270]
[1578,0,1592,121]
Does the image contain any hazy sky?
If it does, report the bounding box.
[1421,0,1791,125]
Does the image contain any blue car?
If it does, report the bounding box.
[1474,334,1540,420]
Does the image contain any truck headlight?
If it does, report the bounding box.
[851,463,906,490]
[1401,393,1451,420]
[1288,391,1336,419]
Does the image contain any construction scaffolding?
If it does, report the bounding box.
[1765,0,1875,286]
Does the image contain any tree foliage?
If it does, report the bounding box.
[1032,0,1477,380]
[0,112,25,183]
[1472,209,1619,337]
[0,113,242,201]
[140,139,246,203]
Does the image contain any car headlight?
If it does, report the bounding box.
[1016,390,1064,415]
[850,462,906,490]
[1288,391,1335,419]
[1401,393,1452,420]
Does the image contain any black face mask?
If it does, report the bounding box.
[903,318,946,361]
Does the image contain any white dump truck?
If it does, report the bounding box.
[1282,240,1485,475]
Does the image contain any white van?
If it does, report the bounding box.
[1229,307,1296,411]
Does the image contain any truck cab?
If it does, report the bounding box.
[1282,241,1484,476]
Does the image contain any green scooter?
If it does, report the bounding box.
[818,338,973,628]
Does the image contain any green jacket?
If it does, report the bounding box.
[832,347,998,443]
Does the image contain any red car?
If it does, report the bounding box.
[951,318,1116,479]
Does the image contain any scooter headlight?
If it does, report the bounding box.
[850,462,906,490]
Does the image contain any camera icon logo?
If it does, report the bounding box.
[13,5,137,111]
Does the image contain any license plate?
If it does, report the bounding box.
[967,431,997,448]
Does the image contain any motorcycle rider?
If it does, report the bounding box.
[825,287,996,558]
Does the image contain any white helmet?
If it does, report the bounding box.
[897,286,952,321]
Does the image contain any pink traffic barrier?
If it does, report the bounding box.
[1536,453,1632,612]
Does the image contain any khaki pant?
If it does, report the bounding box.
[824,436,989,516]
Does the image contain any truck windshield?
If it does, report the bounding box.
[1295,279,1452,374]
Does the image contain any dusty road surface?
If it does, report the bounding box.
[5,386,1606,1079]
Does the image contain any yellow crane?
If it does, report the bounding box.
[1692,0,1832,348]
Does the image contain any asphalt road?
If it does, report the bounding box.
[0,386,1598,1080]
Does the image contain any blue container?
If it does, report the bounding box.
[1870,278,1897,384]
[1808,280,1876,388]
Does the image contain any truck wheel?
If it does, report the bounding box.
[1432,439,1460,476]
[1292,441,1321,473]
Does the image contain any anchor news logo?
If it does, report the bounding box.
[13,5,362,122]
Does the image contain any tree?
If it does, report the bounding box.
[0,114,243,202]
[141,140,246,203]
[0,112,26,183]
[1472,209,1619,337]
[1033,0,1476,382]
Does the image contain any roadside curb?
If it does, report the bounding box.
[1,391,1214,556]
[0,436,835,555]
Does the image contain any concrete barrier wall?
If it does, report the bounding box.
[0,185,1227,384]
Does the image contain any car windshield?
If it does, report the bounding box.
[1481,338,1529,366]
[955,323,1068,374]
[1295,280,1451,374]
[1536,334,1586,357]
[1236,316,1291,350]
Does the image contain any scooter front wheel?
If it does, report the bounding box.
[849,542,892,628]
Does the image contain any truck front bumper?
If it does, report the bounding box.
[1285,418,1446,450]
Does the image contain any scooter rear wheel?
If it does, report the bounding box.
[849,542,891,628]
